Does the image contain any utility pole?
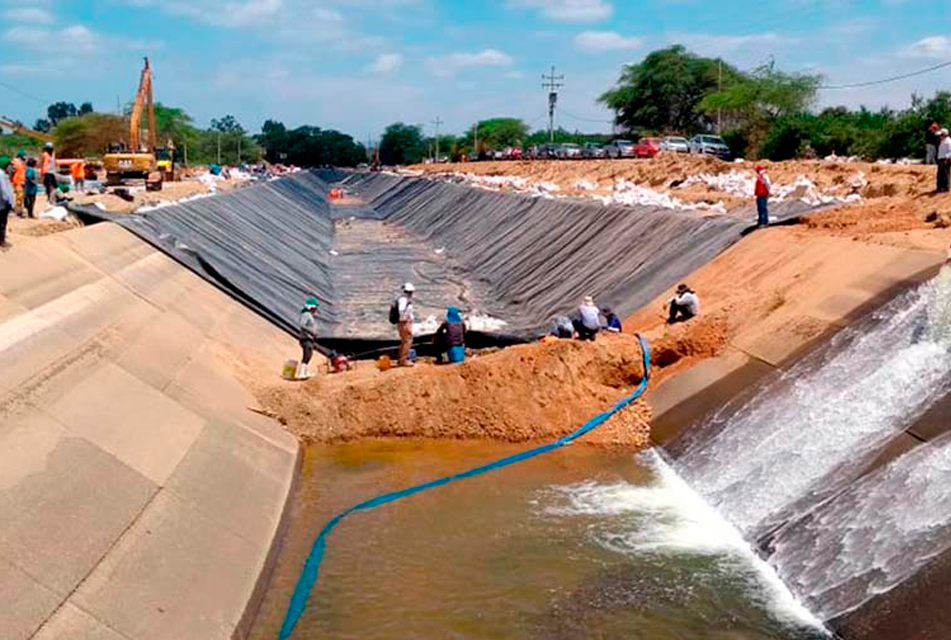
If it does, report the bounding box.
[432,116,443,162]
[542,65,565,144]
[717,59,723,134]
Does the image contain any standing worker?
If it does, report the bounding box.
[0,155,14,249]
[754,164,771,228]
[41,142,57,203]
[927,123,940,165]
[70,159,85,193]
[937,129,951,193]
[396,283,415,366]
[298,297,320,380]
[24,158,38,219]
[11,150,26,217]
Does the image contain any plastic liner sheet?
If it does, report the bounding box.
[70,170,817,349]
[72,173,337,338]
[342,172,750,327]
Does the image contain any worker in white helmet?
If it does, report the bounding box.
[396,283,415,366]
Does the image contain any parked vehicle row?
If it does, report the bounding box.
[460,134,731,162]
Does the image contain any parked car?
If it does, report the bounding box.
[582,142,606,158]
[536,143,560,159]
[689,134,731,158]
[604,139,637,158]
[556,143,583,159]
[661,136,690,153]
[634,137,663,158]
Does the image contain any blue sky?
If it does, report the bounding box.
[1,0,949,141]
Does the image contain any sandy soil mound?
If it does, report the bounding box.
[258,332,652,447]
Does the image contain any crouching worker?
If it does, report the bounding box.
[668,284,699,324]
[602,307,622,333]
[435,307,466,364]
[298,297,320,379]
[574,296,601,341]
[551,315,575,339]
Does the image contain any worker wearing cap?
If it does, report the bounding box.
[754,164,771,227]
[41,142,57,203]
[0,155,14,248]
[11,150,26,217]
[668,284,700,324]
[397,283,415,366]
[70,159,85,193]
[927,123,940,165]
[937,129,951,193]
[298,297,320,379]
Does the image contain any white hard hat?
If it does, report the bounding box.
[403,283,415,293]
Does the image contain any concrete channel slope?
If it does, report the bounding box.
[0,224,300,640]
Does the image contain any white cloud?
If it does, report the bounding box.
[4,24,100,54]
[425,48,513,78]
[366,52,403,75]
[665,32,798,58]
[505,70,525,79]
[901,36,951,59]
[506,0,612,23]
[127,0,284,28]
[2,7,55,24]
[575,30,641,52]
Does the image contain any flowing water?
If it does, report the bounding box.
[251,441,826,640]
[252,271,951,640]
[678,273,951,538]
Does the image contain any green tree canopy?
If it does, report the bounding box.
[463,118,529,150]
[599,45,734,134]
[255,121,366,167]
[379,122,425,165]
[53,113,127,157]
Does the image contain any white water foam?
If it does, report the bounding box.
[546,450,828,633]
[679,276,951,532]
[770,431,951,618]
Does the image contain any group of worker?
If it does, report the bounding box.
[296,283,469,378]
[0,142,72,249]
[926,123,951,193]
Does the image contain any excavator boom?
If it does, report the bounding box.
[0,116,54,143]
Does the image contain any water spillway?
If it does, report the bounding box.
[669,271,951,635]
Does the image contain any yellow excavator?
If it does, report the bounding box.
[103,58,172,190]
[0,116,54,143]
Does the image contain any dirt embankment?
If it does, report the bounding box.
[409,155,935,209]
[257,333,655,448]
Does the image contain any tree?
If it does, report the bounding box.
[257,119,288,163]
[78,102,94,116]
[699,63,821,121]
[599,46,731,134]
[210,115,244,133]
[54,113,128,157]
[379,123,425,165]
[462,118,528,151]
[153,103,200,152]
[34,118,52,133]
[47,102,78,125]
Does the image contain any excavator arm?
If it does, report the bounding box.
[0,116,54,143]
[128,58,153,152]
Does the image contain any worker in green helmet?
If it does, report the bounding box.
[298,297,320,379]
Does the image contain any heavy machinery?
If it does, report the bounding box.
[103,58,169,190]
[0,116,54,143]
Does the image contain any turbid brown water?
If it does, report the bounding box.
[250,440,827,640]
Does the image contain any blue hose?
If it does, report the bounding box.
[278,335,652,639]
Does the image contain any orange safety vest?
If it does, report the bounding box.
[41,151,54,175]
[11,158,26,187]
[70,161,84,180]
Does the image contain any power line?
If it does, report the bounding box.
[560,108,613,124]
[0,77,47,106]
[821,59,951,89]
